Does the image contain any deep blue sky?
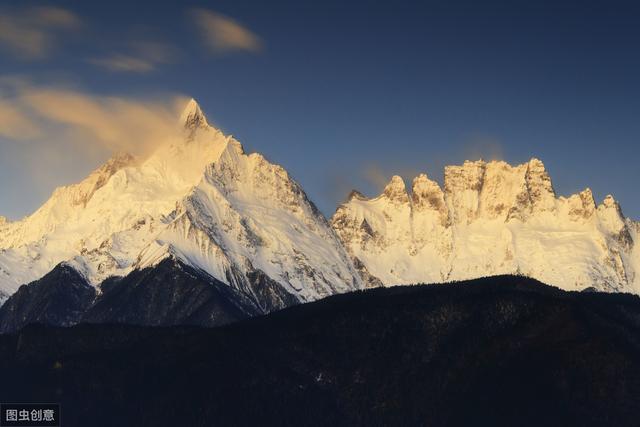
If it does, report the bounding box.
[1,0,639,219]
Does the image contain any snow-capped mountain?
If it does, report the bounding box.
[1,99,639,318]
[0,99,362,308]
[332,159,640,293]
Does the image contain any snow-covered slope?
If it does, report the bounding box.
[136,136,361,308]
[0,99,362,308]
[332,159,640,293]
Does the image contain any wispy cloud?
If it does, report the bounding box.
[0,100,41,140]
[0,79,188,156]
[364,164,392,190]
[88,55,156,73]
[0,6,81,59]
[88,41,177,73]
[190,8,262,54]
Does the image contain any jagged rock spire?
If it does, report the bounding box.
[383,175,409,203]
[411,174,449,224]
[180,98,209,130]
[598,194,627,227]
[602,194,622,211]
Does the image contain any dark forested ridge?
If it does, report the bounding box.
[0,265,95,333]
[1,276,640,427]
[0,259,260,333]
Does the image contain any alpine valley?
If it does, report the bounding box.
[0,100,639,332]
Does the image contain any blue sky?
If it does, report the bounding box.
[0,0,639,220]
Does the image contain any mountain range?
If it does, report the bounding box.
[333,158,638,291]
[0,99,638,331]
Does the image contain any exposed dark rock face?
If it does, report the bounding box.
[244,269,300,312]
[0,259,259,333]
[351,256,384,288]
[0,265,95,333]
[0,290,8,305]
[1,276,639,427]
[83,259,257,327]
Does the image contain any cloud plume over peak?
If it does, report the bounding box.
[0,79,193,219]
[0,80,188,156]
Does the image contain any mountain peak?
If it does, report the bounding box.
[411,173,443,199]
[180,98,209,130]
[602,194,618,208]
[411,173,448,221]
[580,188,596,204]
[383,175,409,203]
[412,173,430,185]
[528,157,546,169]
[347,190,367,201]
[60,152,137,208]
[600,194,626,219]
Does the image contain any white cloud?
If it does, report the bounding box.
[190,8,262,54]
[0,6,81,59]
